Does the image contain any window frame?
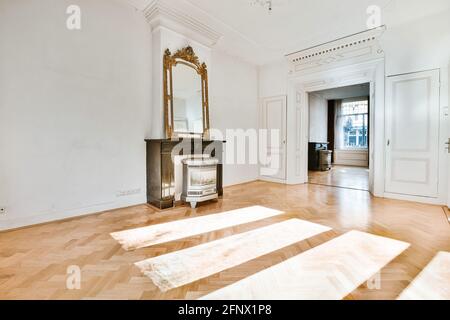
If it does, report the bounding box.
[337,98,369,150]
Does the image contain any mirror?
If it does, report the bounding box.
[163,46,210,139]
[172,64,203,134]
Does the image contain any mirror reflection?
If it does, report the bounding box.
[172,63,203,134]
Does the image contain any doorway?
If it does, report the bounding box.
[307,83,370,191]
[286,57,385,196]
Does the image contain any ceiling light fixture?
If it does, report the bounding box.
[250,0,273,13]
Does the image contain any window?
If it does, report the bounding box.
[336,99,368,149]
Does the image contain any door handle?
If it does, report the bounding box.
[387,139,390,147]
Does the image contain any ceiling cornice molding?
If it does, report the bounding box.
[286,26,386,73]
[143,0,223,47]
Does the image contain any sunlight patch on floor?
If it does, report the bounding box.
[110,206,284,250]
[135,219,331,291]
[201,231,410,300]
[398,252,450,300]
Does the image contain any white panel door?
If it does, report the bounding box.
[385,70,440,197]
[260,96,287,180]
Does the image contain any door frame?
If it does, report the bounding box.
[448,60,450,209]
[286,58,385,196]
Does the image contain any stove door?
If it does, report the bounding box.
[189,166,217,190]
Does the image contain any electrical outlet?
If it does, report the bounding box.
[0,207,6,215]
[116,188,141,198]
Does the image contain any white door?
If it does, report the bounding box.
[260,96,287,180]
[385,69,440,198]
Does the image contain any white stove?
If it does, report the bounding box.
[182,157,219,208]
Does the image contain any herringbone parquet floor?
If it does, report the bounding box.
[0,181,449,300]
[309,165,369,191]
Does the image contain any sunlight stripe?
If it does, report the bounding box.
[111,206,284,250]
[135,219,331,291]
[201,230,410,300]
[398,251,450,300]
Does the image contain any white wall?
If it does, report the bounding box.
[259,10,450,97]
[0,0,152,230]
[150,27,260,187]
[258,11,450,204]
[3,3,446,230]
[382,9,450,76]
[0,0,260,230]
[334,150,369,167]
[381,10,450,204]
[308,94,328,143]
[259,59,289,98]
[150,27,211,139]
[210,50,259,186]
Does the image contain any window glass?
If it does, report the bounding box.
[337,100,368,149]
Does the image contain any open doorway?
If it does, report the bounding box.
[307,83,370,191]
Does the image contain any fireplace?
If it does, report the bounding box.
[182,157,219,208]
[145,139,224,209]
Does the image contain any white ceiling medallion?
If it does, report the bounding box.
[144,0,223,47]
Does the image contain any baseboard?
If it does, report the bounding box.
[383,192,445,206]
[258,176,287,184]
[443,207,450,223]
[1,179,264,232]
[0,196,146,232]
[223,179,259,189]
[333,161,369,167]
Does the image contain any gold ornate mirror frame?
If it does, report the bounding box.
[163,46,210,139]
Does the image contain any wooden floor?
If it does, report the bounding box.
[309,165,369,191]
[0,181,449,300]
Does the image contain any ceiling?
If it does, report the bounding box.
[122,0,450,65]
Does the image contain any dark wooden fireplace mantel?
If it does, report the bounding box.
[145,139,225,209]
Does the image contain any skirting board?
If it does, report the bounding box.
[258,176,287,184]
[444,207,450,223]
[382,192,445,206]
[0,195,146,232]
[1,179,260,232]
[223,179,259,188]
[261,178,446,206]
